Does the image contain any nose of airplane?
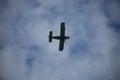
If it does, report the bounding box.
[67,36,70,39]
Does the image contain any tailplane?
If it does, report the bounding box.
[49,31,52,42]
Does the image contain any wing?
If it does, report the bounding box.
[59,39,65,51]
[60,22,65,37]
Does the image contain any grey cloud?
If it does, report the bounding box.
[102,0,120,80]
[103,0,120,33]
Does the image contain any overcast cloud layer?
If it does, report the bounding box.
[0,0,120,80]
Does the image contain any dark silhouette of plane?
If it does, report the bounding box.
[49,22,70,51]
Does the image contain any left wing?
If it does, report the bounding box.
[59,39,65,51]
[60,22,65,37]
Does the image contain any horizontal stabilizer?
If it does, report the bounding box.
[49,31,52,42]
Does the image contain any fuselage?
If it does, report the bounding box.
[52,36,69,40]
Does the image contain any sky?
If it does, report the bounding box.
[0,0,120,80]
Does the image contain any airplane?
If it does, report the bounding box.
[48,22,70,51]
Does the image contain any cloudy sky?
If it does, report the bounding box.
[0,0,120,80]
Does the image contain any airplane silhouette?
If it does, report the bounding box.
[49,22,70,51]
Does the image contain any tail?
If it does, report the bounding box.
[49,31,52,42]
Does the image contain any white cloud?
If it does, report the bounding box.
[0,0,120,80]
